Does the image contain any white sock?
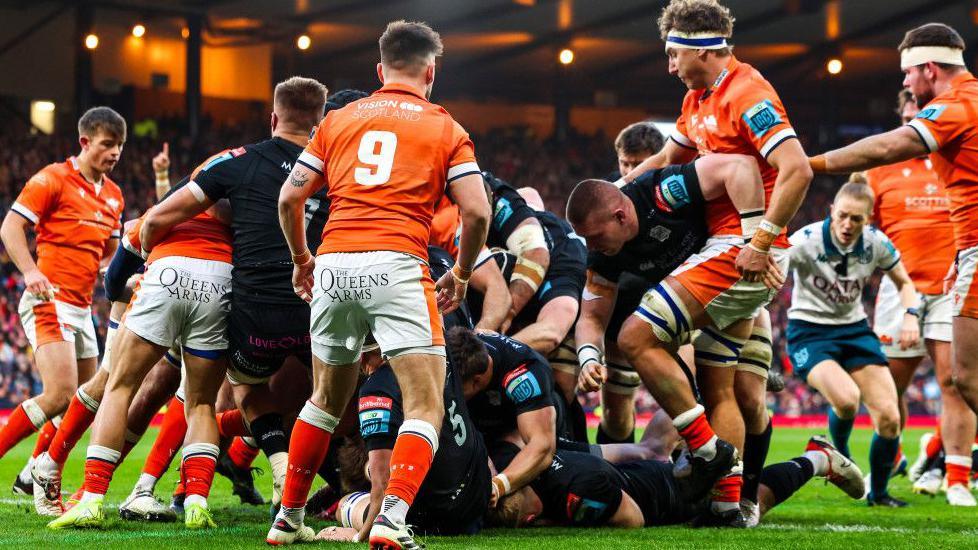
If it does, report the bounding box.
[35,452,58,475]
[19,458,34,481]
[135,473,158,493]
[185,494,207,508]
[711,499,739,513]
[279,505,304,525]
[804,450,830,477]
[269,452,288,484]
[380,495,410,525]
[692,436,719,461]
[80,491,104,503]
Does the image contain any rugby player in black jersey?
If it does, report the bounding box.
[484,434,864,529]
[318,346,491,542]
[566,154,771,500]
[115,78,346,508]
[447,327,559,507]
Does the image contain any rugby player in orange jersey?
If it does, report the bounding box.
[618,0,812,525]
[48,153,235,530]
[0,107,125,466]
[272,21,490,548]
[809,23,978,505]
[864,89,976,506]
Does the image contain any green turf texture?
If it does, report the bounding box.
[0,427,974,549]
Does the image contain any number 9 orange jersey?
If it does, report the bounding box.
[298,82,480,260]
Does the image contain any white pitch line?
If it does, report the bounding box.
[759,523,978,536]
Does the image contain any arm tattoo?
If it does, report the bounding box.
[289,170,309,188]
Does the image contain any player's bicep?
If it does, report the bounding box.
[149,184,213,229]
[447,172,490,222]
[280,163,325,206]
[367,449,392,489]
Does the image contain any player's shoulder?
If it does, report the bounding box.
[191,146,249,178]
[864,224,894,245]
[725,63,783,108]
[789,221,823,246]
[31,160,71,184]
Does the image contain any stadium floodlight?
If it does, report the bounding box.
[827,58,843,75]
[132,24,146,38]
[84,33,99,50]
[297,34,312,50]
[559,48,574,65]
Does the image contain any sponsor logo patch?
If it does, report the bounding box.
[502,365,542,404]
[915,104,946,122]
[743,100,782,138]
[359,396,393,412]
[359,408,392,436]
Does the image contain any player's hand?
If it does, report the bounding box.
[577,362,607,393]
[489,477,505,508]
[761,254,785,290]
[152,142,170,174]
[899,313,920,350]
[292,254,315,303]
[736,245,769,283]
[944,261,958,295]
[24,269,55,301]
[436,268,469,314]
[499,308,516,334]
[316,526,357,542]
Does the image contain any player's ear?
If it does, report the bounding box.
[376,63,385,84]
[425,63,435,85]
[78,134,91,151]
[270,111,278,132]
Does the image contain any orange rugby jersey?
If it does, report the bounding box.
[11,157,124,307]
[865,157,954,294]
[907,72,978,250]
[124,211,232,265]
[673,57,797,247]
[298,82,479,259]
[430,195,461,257]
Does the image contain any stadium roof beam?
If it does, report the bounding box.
[0,1,69,57]
[763,0,970,78]
[446,0,665,71]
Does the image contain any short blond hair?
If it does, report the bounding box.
[274,76,328,131]
[835,181,875,210]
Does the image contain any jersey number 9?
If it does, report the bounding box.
[355,130,398,186]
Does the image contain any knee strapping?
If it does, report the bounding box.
[738,325,772,378]
[606,362,641,395]
[693,327,747,368]
[632,283,693,344]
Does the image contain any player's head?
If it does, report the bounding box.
[659,0,735,90]
[830,180,874,246]
[899,23,966,107]
[896,89,919,124]
[77,106,126,174]
[272,76,329,134]
[446,327,491,398]
[378,20,444,99]
[566,179,633,255]
[486,486,542,528]
[325,89,370,114]
[615,121,665,175]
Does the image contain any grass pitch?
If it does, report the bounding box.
[0,426,974,549]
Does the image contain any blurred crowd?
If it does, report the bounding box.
[0,118,943,418]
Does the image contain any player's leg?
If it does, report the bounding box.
[736,315,773,523]
[180,352,228,528]
[510,295,578,355]
[618,281,735,482]
[549,337,588,442]
[850,364,904,506]
[806,361,861,459]
[930,338,977,504]
[757,437,865,519]
[599,344,639,443]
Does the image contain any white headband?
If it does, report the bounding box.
[901,46,965,69]
[665,31,729,50]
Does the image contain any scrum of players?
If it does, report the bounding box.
[0,0,976,547]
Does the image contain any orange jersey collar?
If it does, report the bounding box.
[377,82,428,102]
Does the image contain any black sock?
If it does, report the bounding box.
[596,423,635,444]
[568,395,590,443]
[760,457,814,506]
[742,419,773,503]
[249,413,288,457]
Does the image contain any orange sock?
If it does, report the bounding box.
[0,401,46,458]
[385,420,438,506]
[926,429,943,460]
[677,412,717,452]
[143,397,187,478]
[49,393,98,465]
[947,455,971,487]
[281,402,338,509]
[228,437,259,469]
[32,419,57,458]
[216,409,248,438]
[182,443,219,499]
[83,445,121,496]
[712,472,743,505]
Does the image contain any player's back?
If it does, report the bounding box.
[303,83,477,260]
[866,158,955,294]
